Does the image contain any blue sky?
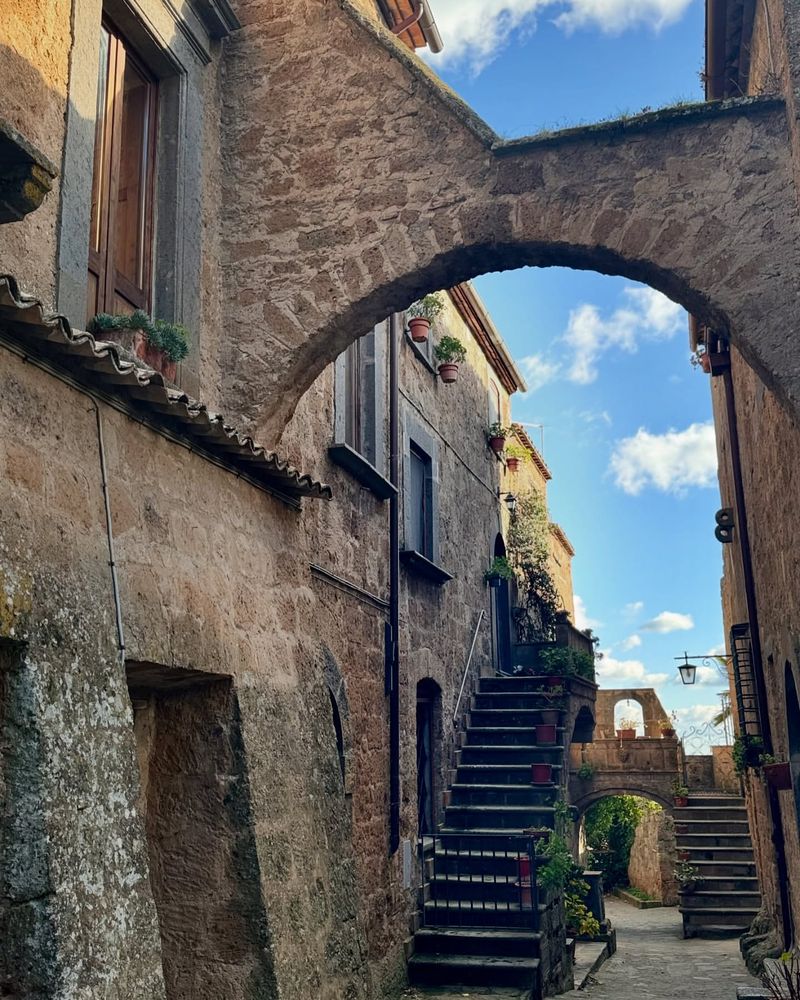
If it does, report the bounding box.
[424,0,730,736]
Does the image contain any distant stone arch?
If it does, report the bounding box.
[572,787,674,817]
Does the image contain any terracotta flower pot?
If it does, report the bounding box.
[700,353,711,373]
[539,709,560,725]
[409,317,431,342]
[617,729,636,740]
[489,435,506,454]
[531,762,552,784]
[96,325,177,381]
[763,761,793,790]
[661,727,676,739]
[517,855,532,881]
[534,724,557,746]
[438,363,459,384]
[674,796,689,807]
[678,850,691,861]
[506,456,520,472]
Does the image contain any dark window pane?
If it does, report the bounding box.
[359,328,376,466]
[114,58,151,287]
[344,339,361,451]
[89,27,110,255]
[409,445,432,558]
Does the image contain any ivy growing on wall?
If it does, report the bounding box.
[508,488,562,642]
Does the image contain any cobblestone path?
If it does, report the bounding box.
[572,897,760,1000]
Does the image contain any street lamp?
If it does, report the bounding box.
[676,653,697,685]
[498,491,518,517]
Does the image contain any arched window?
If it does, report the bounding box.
[614,699,644,737]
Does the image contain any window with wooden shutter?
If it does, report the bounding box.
[88,21,157,322]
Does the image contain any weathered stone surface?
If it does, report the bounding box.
[628,809,678,905]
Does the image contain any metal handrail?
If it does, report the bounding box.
[452,609,485,726]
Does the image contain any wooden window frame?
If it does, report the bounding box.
[88,19,158,319]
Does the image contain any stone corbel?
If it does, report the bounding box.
[0,119,57,224]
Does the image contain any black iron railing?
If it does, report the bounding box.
[419,832,541,930]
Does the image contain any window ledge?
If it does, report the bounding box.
[329,443,397,500]
[400,549,453,585]
[404,332,438,376]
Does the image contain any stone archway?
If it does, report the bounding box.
[218,0,800,441]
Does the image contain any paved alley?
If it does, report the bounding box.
[569,898,760,1000]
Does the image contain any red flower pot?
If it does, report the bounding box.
[438,363,459,384]
[517,855,532,881]
[534,725,557,746]
[700,353,711,373]
[678,850,691,861]
[489,435,506,454]
[661,728,676,739]
[531,762,552,784]
[409,317,431,342]
[506,456,520,473]
[545,676,562,688]
[674,796,689,807]
[763,761,793,790]
[616,729,636,740]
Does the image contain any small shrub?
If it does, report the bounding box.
[577,762,595,780]
[433,335,467,365]
[407,293,445,321]
[89,311,190,362]
[484,556,514,583]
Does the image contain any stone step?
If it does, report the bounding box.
[680,890,761,909]
[685,794,745,808]
[450,783,558,807]
[473,691,565,711]
[677,832,753,848]
[430,847,536,879]
[445,804,556,831]
[456,763,562,785]
[465,726,566,747]
[675,819,751,834]
[692,859,758,877]
[423,899,544,929]
[696,875,760,892]
[679,906,758,928]
[413,926,541,958]
[408,951,541,989]
[675,806,748,822]
[469,708,564,728]
[429,873,531,904]
[459,745,565,766]
[437,828,552,849]
[680,846,755,863]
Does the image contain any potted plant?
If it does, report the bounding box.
[674,860,704,893]
[677,849,691,862]
[505,441,528,473]
[733,733,764,776]
[487,422,511,455]
[616,717,638,740]
[534,724,557,746]
[660,711,679,738]
[89,310,190,381]
[672,780,690,807]
[691,346,712,374]
[539,705,561,725]
[759,754,793,790]
[484,556,514,589]
[531,762,553,784]
[576,762,594,781]
[406,293,445,343]
[433,335,467,384]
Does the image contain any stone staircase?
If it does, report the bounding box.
[408,673,570,998]
[675,793,761,938]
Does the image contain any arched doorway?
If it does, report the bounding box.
[416,679,442,837]
[492,533,513,674]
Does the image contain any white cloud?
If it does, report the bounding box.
[425,0,693,74]
[609,421,718,496]
[580,410,613,427]
[619,634,642,651]
[641,611,694,633]
[623,601,644,618]
[519,353,560,394]
[596,651,668,687]
[564,286,684,385]
[574,595,602,631]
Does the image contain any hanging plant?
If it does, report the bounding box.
[505,441,528,473]
[487,421,511,455]
[484,556,514,587]
[434,335,467,384]
[407,293,445,343]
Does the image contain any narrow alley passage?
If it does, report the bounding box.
[569,898,759,1000]
[402,897,760,1000]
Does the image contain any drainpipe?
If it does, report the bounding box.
[719,356,792,946]
[389,313,401,854]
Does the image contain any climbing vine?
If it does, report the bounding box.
[507,489,562,642]
[584,795,661,890]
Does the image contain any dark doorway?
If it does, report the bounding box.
[417,679,442,837]
[493,533,513,673]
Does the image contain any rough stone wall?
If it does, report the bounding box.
[712,745,739,793]
[711,347,800,943]
[628,809,678,905]
[685,754,716,790]
[0,0,71,302]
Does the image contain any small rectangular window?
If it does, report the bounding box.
[87,20,157,322]
[344,327,377,467]
[408,443,433,559]
[489,379,501,428]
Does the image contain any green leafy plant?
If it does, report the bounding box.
[487,421,511,438]
[618,717,639,732]
[565,876,601,938]
[576,762,595,780]
[90,310,190,363]
[407,293,445,322]
[673,860,703,887]
[585,795,660,891]
[505,441,529,461]
[537,833,574,893]
[433,335,467,365]
[670,779,689,798]
[733,733,764,775]
[623,886,658,901]
[538,646,595,682]
[484,556,514,583]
